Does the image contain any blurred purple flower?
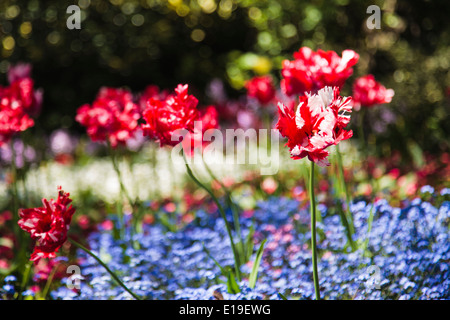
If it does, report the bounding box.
[380,108,396,124]
[237,110,258,129]
[126,129,146,151]
[49,129,78,155]
[7,63,32,83]
[206,78,227,104]
[0,139,36,168]
[372,107,397,134]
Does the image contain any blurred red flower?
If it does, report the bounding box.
[182,105,219,156]
[18,187,76,262]
[141,84,199,147]
[276,86,353,166]
[281,47,359,97]
[0,63,43,146]
[7,63,43,116]
[352,74,395,109]
[76,87,141,148]
[33,258,68,283]
[137,85,169,112]
[0,97,34,146]
[245,75,276,105]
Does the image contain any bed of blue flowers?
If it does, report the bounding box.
[40,186,449,301]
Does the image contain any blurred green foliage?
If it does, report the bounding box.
[0,0,449,161]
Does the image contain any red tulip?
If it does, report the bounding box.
[141,84,199,147]
[276,86,353,166]
[18,187,76,262]
[182,105,219,156]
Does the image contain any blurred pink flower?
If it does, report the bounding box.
[261,177,278,194]
[76,87,141,148]
[352,74,395,110]
[245,75,276,105]
[281,47,359,97]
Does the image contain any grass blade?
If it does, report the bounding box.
[227,269,241,294]
[278,292,288,300]
[245,222,255,262]
[249,239,267,289]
